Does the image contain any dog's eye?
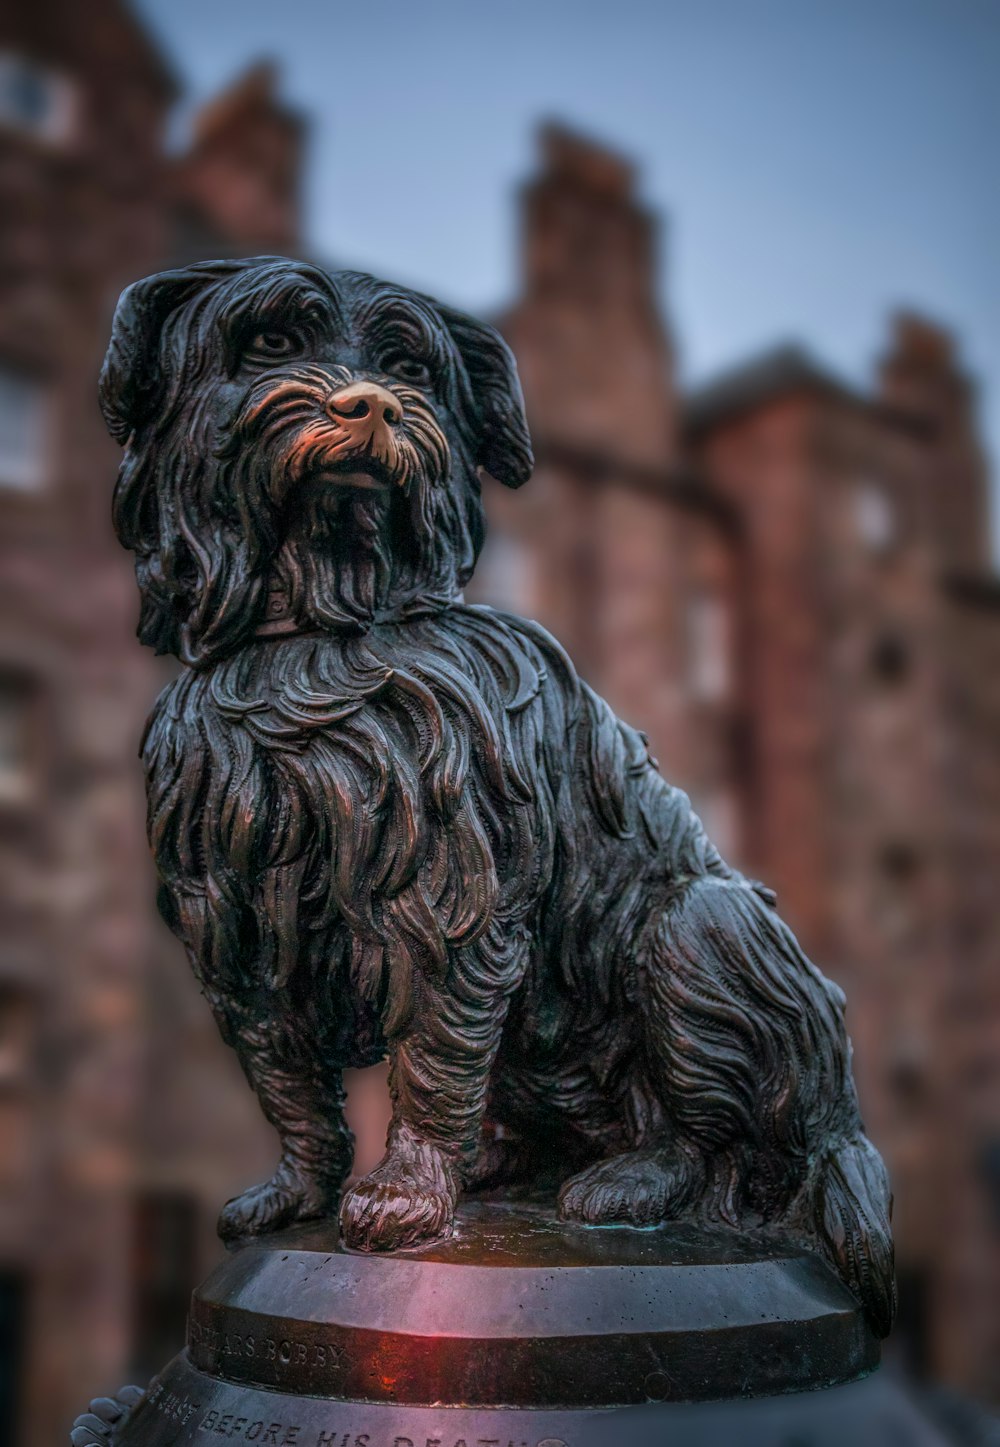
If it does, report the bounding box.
[248,332,299,360]
[384,355,432,387]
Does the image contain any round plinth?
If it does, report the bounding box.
[80,1199,882,1445]
[85,1364,953,1447]
[184,1199,876,1407]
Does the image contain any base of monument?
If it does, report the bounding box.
[73,1199,890,1445]
[76,1357,955,1447]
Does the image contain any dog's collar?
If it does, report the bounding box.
[253,580,463,640]
[256,618,304,638]
[256,581,302,638]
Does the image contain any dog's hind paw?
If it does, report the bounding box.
[218,1166,336,1244]
[558,1150,692,1227]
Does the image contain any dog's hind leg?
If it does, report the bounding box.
[211,992,354,1244]
[560,876,793,1233]
[558,874,895,1333]
[563,875,811,1237]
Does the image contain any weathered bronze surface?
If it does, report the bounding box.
[75,257,895,1440]
[185,1201,878,1406]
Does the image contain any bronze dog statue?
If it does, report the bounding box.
[101,257,894,1335]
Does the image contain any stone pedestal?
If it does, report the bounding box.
[73,1200,894,1446]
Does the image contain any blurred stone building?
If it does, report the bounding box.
[0,8,308,1442]
[0,2,998,1440]
[483,128,1000,1397]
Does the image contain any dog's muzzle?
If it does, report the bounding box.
[228,363,451,498]
[318,381,404,490]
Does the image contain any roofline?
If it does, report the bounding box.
[530,436,743,537]
[113,0,182,100]
[943,571,1000,612]
[684,344,861,437]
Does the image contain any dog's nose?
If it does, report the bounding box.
[326,382,402,429]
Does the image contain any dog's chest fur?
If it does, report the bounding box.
[143,604,712,1043]
[142,610,559,1023]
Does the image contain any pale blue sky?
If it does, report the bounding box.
[137,0,999,547]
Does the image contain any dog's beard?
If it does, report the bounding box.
[222,364,452,629]
[274,484,392,628]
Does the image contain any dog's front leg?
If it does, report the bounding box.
[340,944,517,1252]
[208,991,354,1244]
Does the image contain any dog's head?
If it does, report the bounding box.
[100,257,532,665]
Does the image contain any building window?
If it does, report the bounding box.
[873,841,921,944]
[130,1191,200,1384]
[0,53,77,145]
[0,671,37,804]
[687,591,731,703]
[979,1139,1000,1231]
[0,366,49,491]
[890,1267,930,1381]
[870,633,911,685]
[879,840,920,884]
[886,1033,927,1111]
[854,480,896,554]
[0,987,33,1090]
[0,1273,27,1440]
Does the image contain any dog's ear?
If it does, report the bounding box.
[435,304,534,489]
[99,261,248,444]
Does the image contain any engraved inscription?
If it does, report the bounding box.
[195,1413,570,1447]
[199,1409,301,1441]
[310,1432,570,1447]
[190,1319,348,1376]
[145,1381,201,1427]
[375,1437,570,1447]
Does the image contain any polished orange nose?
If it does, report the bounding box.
[325,382,402,439]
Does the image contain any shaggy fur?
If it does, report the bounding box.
[102,257,894,1336]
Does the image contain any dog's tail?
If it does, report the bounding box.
[813,1131,896,1337]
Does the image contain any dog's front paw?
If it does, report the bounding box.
[558,1150,691,1227]
[339,1126,458,1252]
[340,1177,454,1252]
[218,1164,337,1244]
